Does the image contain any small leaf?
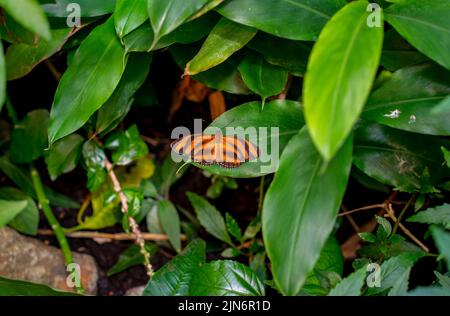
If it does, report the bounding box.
[189,260,265,296]
[225,213,242,241]
[0,276,79,296]
[0,199,28,228]
[359,232,377,243]
[187,192,232,245]
[431,225,450,271]
[376,215,392,239]
[108,243,157,276]
[157,200,181,253]
[407,204,450,229]
[185,17,256,75]
[82,140,107,192]
[105,125,148,166]
[0,187,38,235]
[328,267,367,296]
[45,134,83,180]
[442,147,450,168]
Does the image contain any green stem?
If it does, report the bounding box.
[258,176,265,212]
[392,194,415,235]
[30,166,84,293]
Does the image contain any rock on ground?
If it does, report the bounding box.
[125,285,145,296]
[0,227,98,294]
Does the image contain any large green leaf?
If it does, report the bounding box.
[217,0,346,41]
[5,28,71,81]
[185,17,256,75]
[0,199,28,228]
[194,100,305,178]
[43,0,115,17]
[10,109,49,164]
[114,0,148,39]
[0,0,51,40]
[431,226,450,271]
[328,267,367,296]
[143,239,206,296]
[0,41,5,110]
[407,204,450,229]
[45,134,83,180]
[48,17,126,144]
[0,187,38,235]
[0,276,80,296]
[262,127,352,295]
[147,0,210,49]
[238,51,288,105]
[385,0,450,70]
[304,0,383,161]
[157,200,181,253]
[353,122,450,192]
[362,63,450,135]
[189,260,265,296]
[96,53,152,135]
[186,192,232,245]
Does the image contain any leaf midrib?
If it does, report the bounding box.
[283,0,331,19]
[386,13,450,34]
[364,96,447,112]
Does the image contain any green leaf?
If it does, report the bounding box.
[96,53,152,135]
[328,267,367,296]
[247,32,311,76]
[442,146,450,168]
[196,100,305,177]
[407,204,450,229]
[108,243,157,276]
[367,252,423,296]
[48,17,126,143]
[0,41,5,110]
[225,213,242,241]
[376,215,392,239]
[0,276,80,296]
[143,239,206,296]
[186,192,232,245]
[43,0,115,17]
[185,17,256,75]
[217,0,346,41]
[238,51,288,105]
[434,271,450,288]
[0,187,38,235]
[431,225,450,271]
[157,200,181,253]
[385,0,450,69]
[362,63,450,135]
[0,0,51,40]
[353,122,450,192]
[408,286,450,296]
[147,0,210,47]
[45,134,83,180]
[105,125,148,166]
[82,140,106,192]
[262,127,352,295]
[10,109,49,164]
[189,260,265,296]
[304,0,383,161]
[114,0,148,39]
[5,28,71,81]
[0,11,36,45]
[0,199,28,228]
[359,232,377,243]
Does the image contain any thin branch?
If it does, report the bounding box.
[37,229,187,242]
[45,60,62,81]
[392,194,415,234]
[338,203,386,217]
[105,159,154,277]
[385,203,429,253]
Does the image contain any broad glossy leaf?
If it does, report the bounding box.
[366,252,423,296]
[0,0,51,40]
[195,100,305,178]
[328,267,366,296]
[0,199,28,228]
[143,239,206,296]
[6,28,71,80]
[48,17,126,144]
[96,53,152,135]
[0,276,79,296]
[0,187,38,235]
[304,0,383,160]
[10,109,49,164]
[380,29,428,71]
[407,204,450,229]
[114,0,148,39]
[190,260,265,296]
[363,63,450,135]
[147,0,210,48]
[43,0,115,17]
[247,32,311,76]
[187,192,232,245]
[263,127,352,295]
[45,134,83,180]
[108,243,157,276]
[431,226,450,271]
[82,140,106,192]
[185,17,256,75]
[105,125,148,166]
[353,122,450,192]
[238,51,288,104]
[385,0,450,69]
[157,200,181,252]
[217,0,346,41]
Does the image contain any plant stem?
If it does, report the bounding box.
[392,194,415,235]
[30,166,84,293]
[5,96,18,124]
[258,176,265,212]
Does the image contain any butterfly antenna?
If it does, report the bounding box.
[176,160,191,176]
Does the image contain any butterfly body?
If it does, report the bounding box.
[171,133,259,168]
